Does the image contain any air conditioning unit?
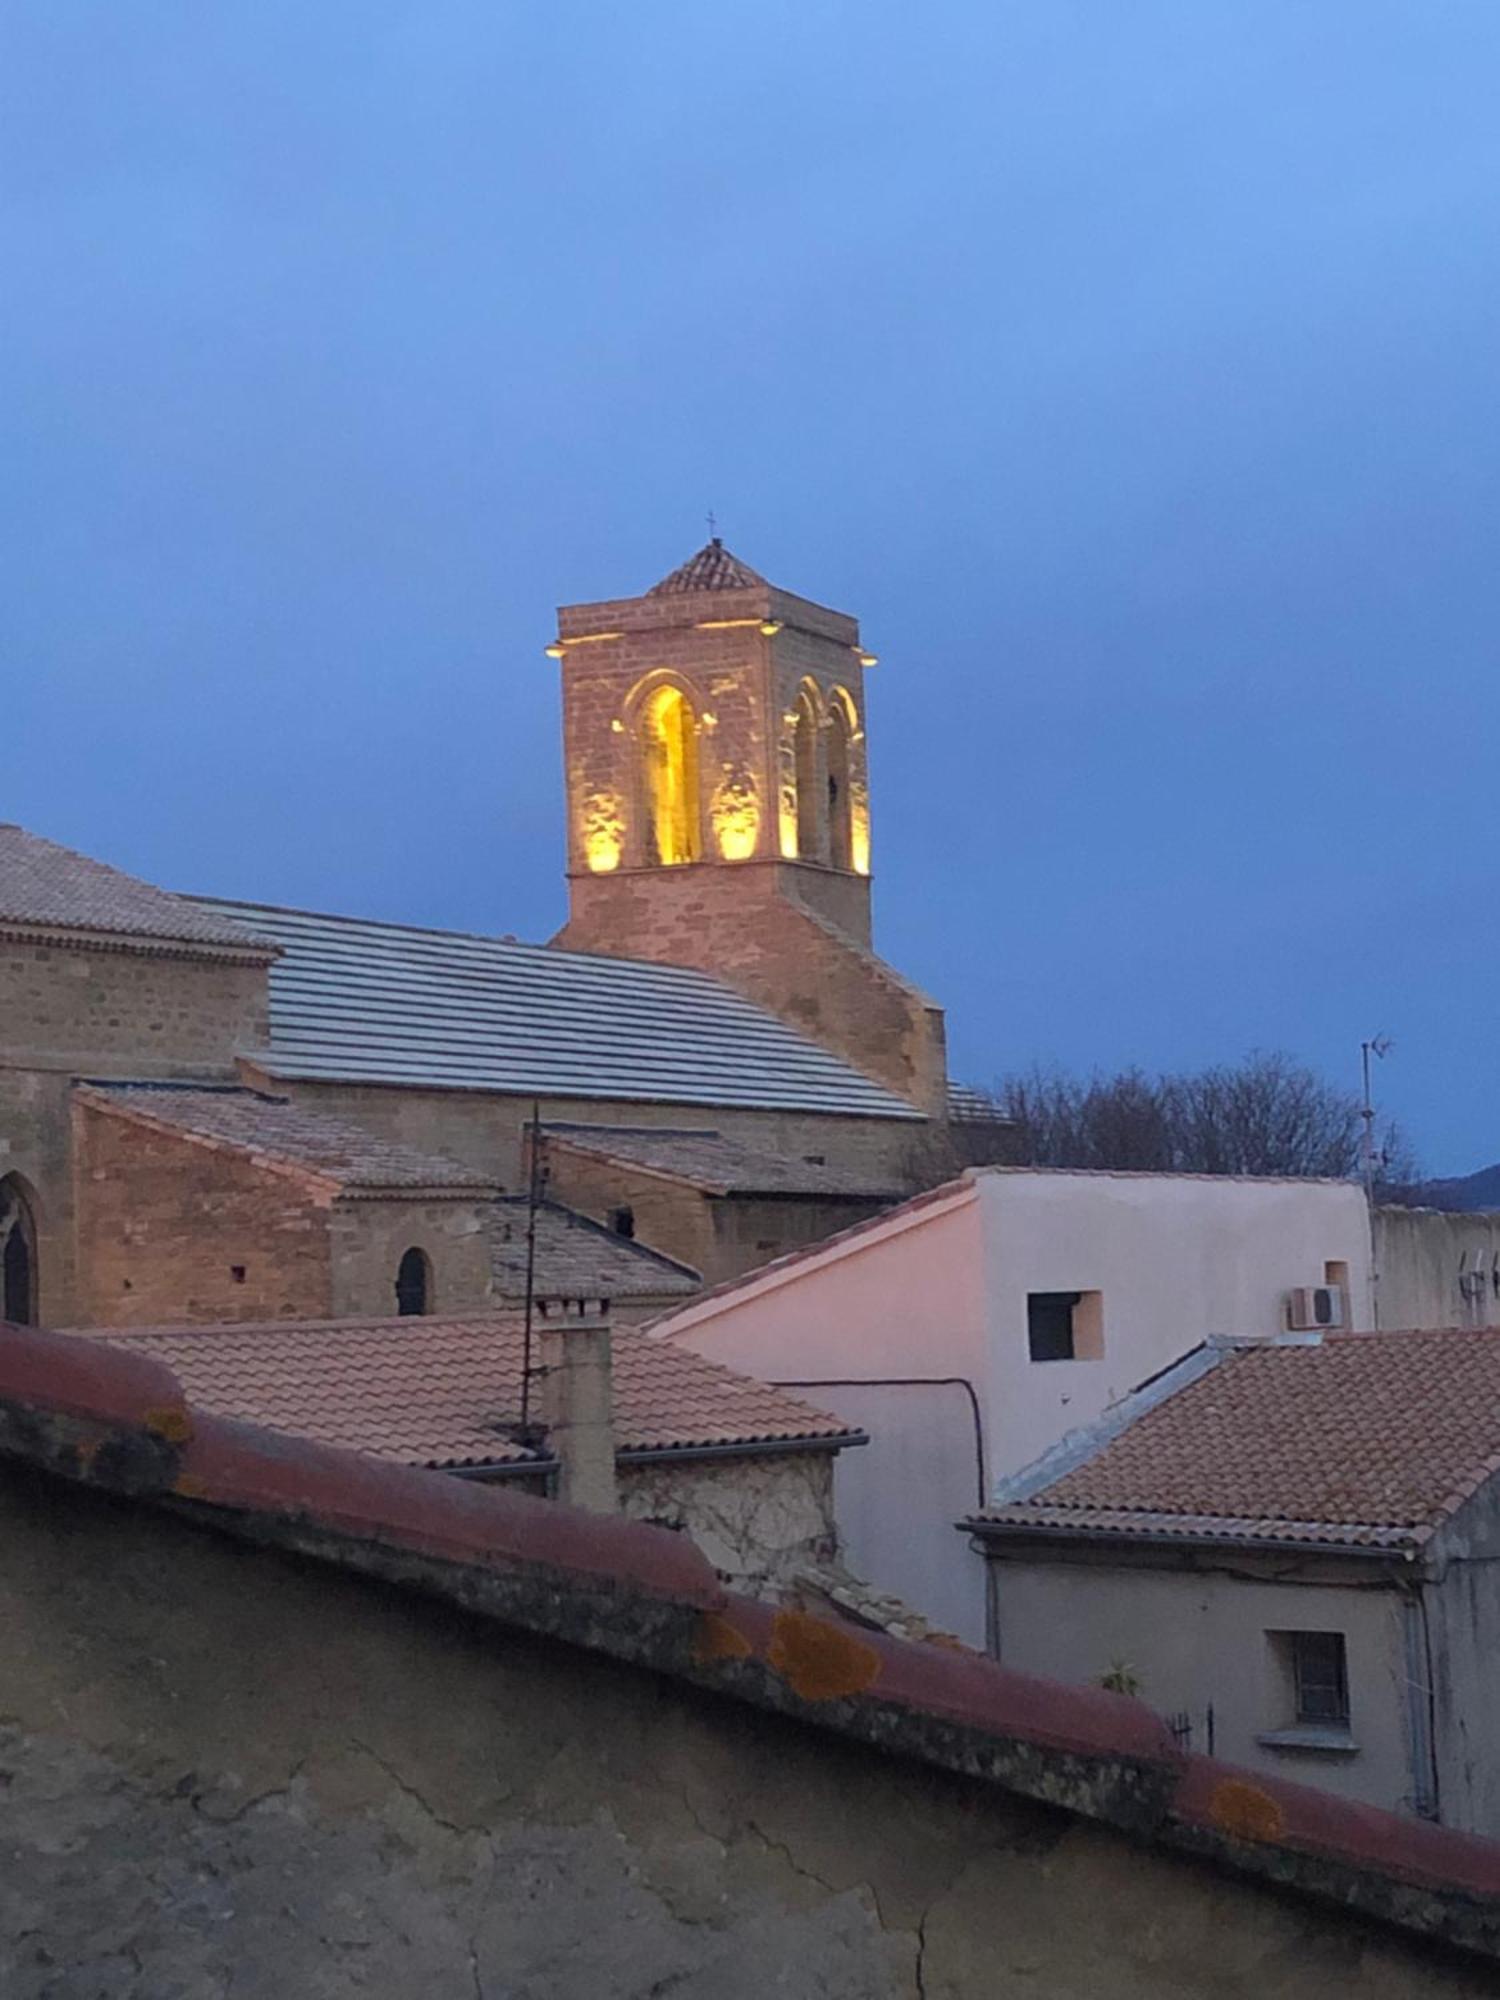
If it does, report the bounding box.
[1286,1285,1346,1332]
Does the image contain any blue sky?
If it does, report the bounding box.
[4,3,1498,1172]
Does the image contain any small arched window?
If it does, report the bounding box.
[0,1176,38,1327]
[826,699,854,871]
[641,684,701,865]
[793,687,821,861]
[395,1246,432,1317]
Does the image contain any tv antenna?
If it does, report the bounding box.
[1360,1035,1393,1201]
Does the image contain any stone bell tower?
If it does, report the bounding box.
[549,541,946,1114]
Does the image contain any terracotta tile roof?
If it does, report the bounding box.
[0,824,272,955]
[77,1083,496,1196]
[974,1328,1500,1551]
[542,1124,902,1199]
[489,1198,701,1300]
[645,539,766,596]
[73,1314,858,1471]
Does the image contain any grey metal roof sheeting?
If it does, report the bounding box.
[190,899,923,1120]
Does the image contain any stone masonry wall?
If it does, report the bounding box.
[326,1196,498,1318]
[0,934,271,1323]
[560,862,948,1113]
[540,1142,892,1283]
[0,936,269,1077]
[0,1463,1488,1998]
[551,571,947,1110]
[266,1077,937,1207]
[537,1144,719,1274]
[618,1450,838,1592]
[71,1098,334,1326]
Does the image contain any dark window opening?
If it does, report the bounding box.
[793,688,820,861]
[395,1246,432,1317]
[826,702,854,870]
[1291,1632,1349,1727]
[0,1178,38,1327]
[230,1265,247,1284]
[1027,1291,1081,1363]
[610,1206,636,1239]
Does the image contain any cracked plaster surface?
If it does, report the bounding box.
[0,1468,1491,1998]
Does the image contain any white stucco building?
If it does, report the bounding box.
[651,1166,1373,1644]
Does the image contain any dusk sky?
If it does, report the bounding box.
[5,4,1498,1173]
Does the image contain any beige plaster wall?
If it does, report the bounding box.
[0,1463,1485,1998]
[660,1185,991,1643]
[1374,1206,1500,1332]
[987,1553,1415,1815]
[975,1171,1376,1482]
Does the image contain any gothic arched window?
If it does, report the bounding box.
[0,1176,38,1327]
[826,698,854,871]
[395,1246,432,1317]
[641,684,702,866]
[793,686,821,861]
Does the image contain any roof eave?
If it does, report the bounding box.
[963,1518,1419,1560]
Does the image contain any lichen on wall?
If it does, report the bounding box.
[0,1460,1485,1999]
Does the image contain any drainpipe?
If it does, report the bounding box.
[538,1299,617,1514]
[1400,1581,1442,1821]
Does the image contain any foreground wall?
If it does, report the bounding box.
[0,1462,1489,2000]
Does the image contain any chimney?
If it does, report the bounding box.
[538,1299,617,1512]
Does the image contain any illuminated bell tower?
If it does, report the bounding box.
[550,540,945,1112]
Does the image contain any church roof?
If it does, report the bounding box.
[542,1124,902,1199]
[489,1198,701,1300]
[0,824,273,957]
[75,1082,498,1197]
[190,899,924,1121]
[645,539,766,596]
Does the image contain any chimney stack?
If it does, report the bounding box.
[538,1299,617,1513]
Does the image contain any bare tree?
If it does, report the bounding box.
[968,1051,1416,1186]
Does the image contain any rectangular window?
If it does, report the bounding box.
[1027,1291,1079,1362]
[1026,1291,1104,1363]
[1291,1631,1349,1727]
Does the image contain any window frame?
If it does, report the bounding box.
[1025,1289,1104,1364]
[395,1245,433,1318]
[1291,1630,1350,1728]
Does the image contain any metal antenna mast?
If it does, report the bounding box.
[1361,1035,1393,1203]
[520,1099,544,1431]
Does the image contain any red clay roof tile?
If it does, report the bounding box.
[69,1314,859,1471]
[978,1328,1500,1550]
[645,539,765,596]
